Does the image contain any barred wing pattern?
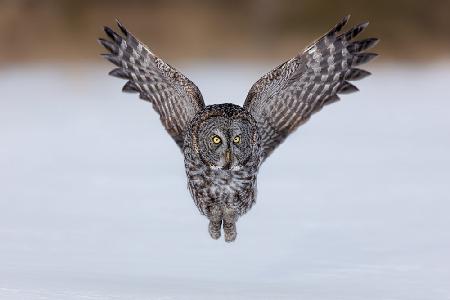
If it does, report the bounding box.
[244,15,378,160]
[99,21,205,148]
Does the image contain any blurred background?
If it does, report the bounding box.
[1,0,450,64]
[1,1,449,299]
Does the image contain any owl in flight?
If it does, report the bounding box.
[99,15,378,242]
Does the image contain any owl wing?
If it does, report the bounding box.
[98,21,205,148]
[244,15,378,161]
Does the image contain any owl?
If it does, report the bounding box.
[99,15,378,242]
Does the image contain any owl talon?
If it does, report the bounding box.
[208,220,222,240]
[223,222,237,242]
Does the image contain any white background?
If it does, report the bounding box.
[0,64,449,299]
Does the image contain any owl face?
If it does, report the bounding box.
[196,116,254,170]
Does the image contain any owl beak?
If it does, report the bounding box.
[223,149,232,170]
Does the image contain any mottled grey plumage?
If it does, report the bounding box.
[99,21,204,147]
[183,104,261,241]
[99,15,378,242]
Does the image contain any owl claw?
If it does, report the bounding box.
[223,222,237,242]
[208,220,222,240]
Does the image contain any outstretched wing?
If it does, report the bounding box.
[98,21,205,148]
[244,15,378,161]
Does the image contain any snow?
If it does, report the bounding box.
[0,63,449,299]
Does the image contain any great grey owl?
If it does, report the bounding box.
[99,15,378,242]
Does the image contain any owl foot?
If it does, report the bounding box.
[223,221,237,242]
[208,220,222,240]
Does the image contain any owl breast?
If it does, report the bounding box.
[185,152,258,217]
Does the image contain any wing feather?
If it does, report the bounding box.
[99,21,205,148]
[244,15,378,160]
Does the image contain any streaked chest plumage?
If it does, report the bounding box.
[184,149,259,216]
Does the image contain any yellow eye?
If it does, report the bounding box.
[212,135,222,144]
[233,135,241,144]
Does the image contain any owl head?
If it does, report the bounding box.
[190,104,258,170]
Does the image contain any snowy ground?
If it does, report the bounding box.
[0,63,449,299]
